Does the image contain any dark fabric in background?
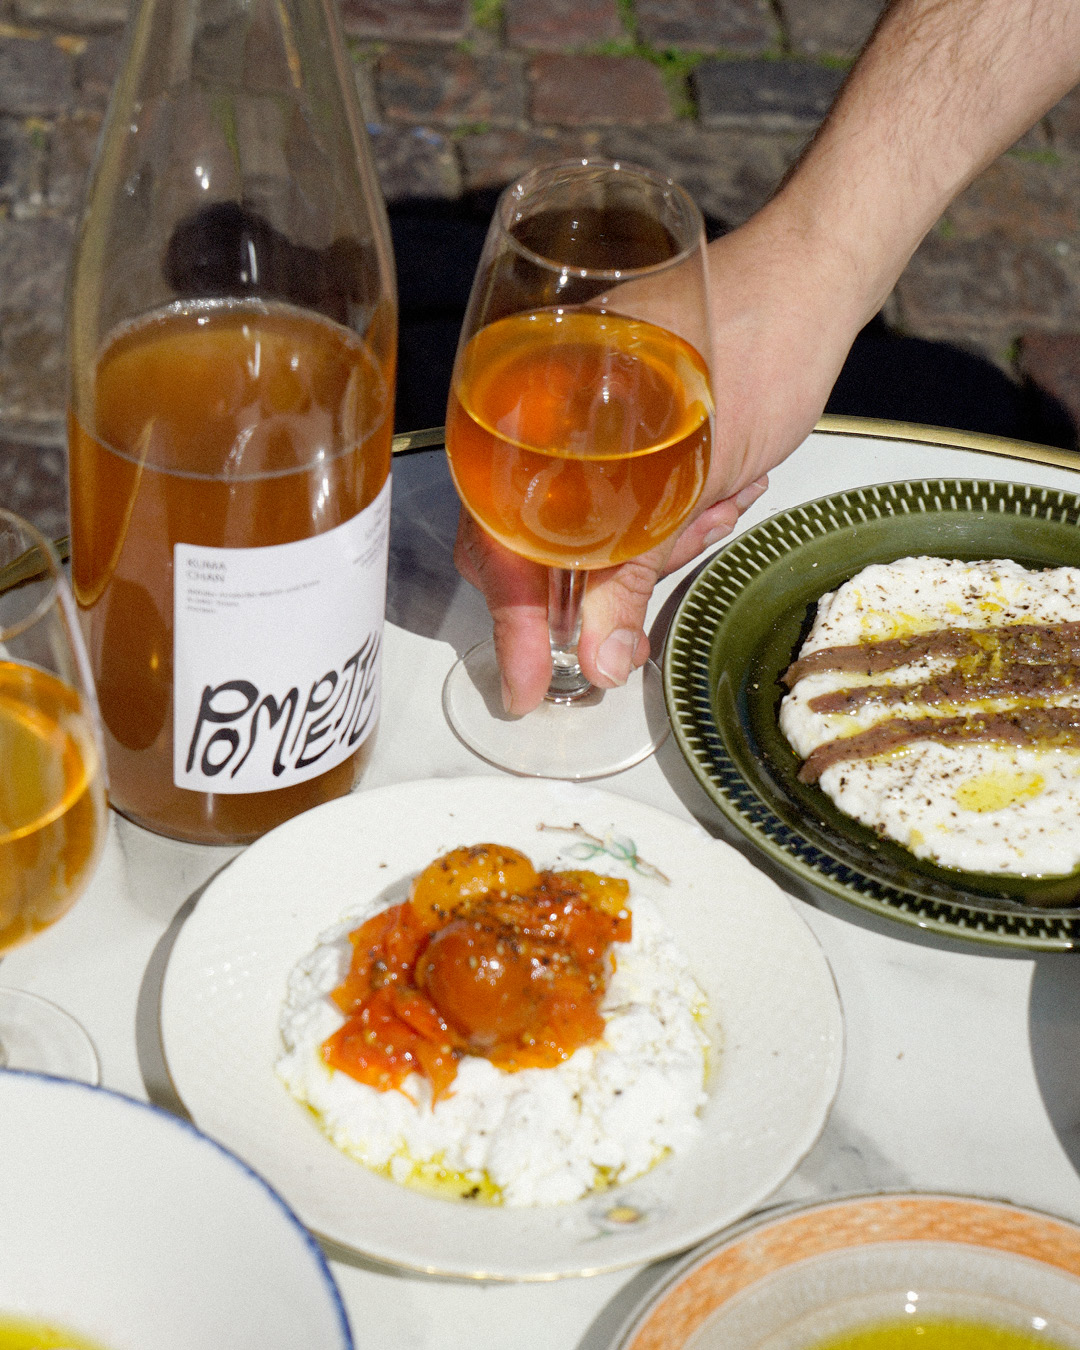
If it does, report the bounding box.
[390,197,1076,450]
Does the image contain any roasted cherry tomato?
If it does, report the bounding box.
[323,849,632,1097]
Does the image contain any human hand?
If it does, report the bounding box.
[453,475,769,715]
[454,201,869,715]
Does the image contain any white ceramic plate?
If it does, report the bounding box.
[0,1070,351,1349]
[159,777,843,1280]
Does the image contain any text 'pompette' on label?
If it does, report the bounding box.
[172,477,391,794]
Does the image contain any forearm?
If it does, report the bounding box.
[467,1,1080,711]
[769,0,1080,327]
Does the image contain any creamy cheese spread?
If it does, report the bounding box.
[779,557,1080,876]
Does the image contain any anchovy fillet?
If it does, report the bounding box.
[798,706,1080,785]
[808,662,1080,714]
[783,620,1080,688]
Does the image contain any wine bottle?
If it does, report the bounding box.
[67,0,397,844]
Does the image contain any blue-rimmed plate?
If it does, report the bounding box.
[663,478,1080,950]
[0,1069,351,1349]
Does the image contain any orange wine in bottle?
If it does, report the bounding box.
[66,0,396,844]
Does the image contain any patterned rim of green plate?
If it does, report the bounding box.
[663,478,1080,951]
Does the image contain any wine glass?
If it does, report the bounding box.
[0,510,108,1081]
[442,159,714,778]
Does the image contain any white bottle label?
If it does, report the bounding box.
[172,476,391,794]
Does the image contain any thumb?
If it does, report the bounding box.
[576,556,659,690]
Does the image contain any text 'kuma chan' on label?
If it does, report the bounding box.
[172,478,390,794]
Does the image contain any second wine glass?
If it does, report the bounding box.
[0,510,108,1081]
[443,159,714,779]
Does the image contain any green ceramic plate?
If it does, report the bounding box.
[663,478,1080,950]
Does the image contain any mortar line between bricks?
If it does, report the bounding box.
[768,0,793,54]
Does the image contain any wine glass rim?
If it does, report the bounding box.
[0,507,62,643]
[495,157,706,281]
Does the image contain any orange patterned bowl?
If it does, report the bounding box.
[613,1194,1080,1350]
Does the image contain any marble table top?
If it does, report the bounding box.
[5,427,1080,1350]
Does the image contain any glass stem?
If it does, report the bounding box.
[546,568,592,703]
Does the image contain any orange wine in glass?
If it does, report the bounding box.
[0,510,107,1080]
[443,160,713,777]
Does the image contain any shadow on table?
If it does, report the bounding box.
[1029,957,1080,1180]
[387,446,459,635]
[135,870,227,1121]
[574,1255,683,1350]
[387,445,492,656]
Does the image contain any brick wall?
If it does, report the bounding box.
[4,0,1080,525]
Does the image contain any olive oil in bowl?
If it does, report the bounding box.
[809,1318,1069,1350]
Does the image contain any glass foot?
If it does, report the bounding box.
[442,639,669,779]
[0,988,100,1083]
